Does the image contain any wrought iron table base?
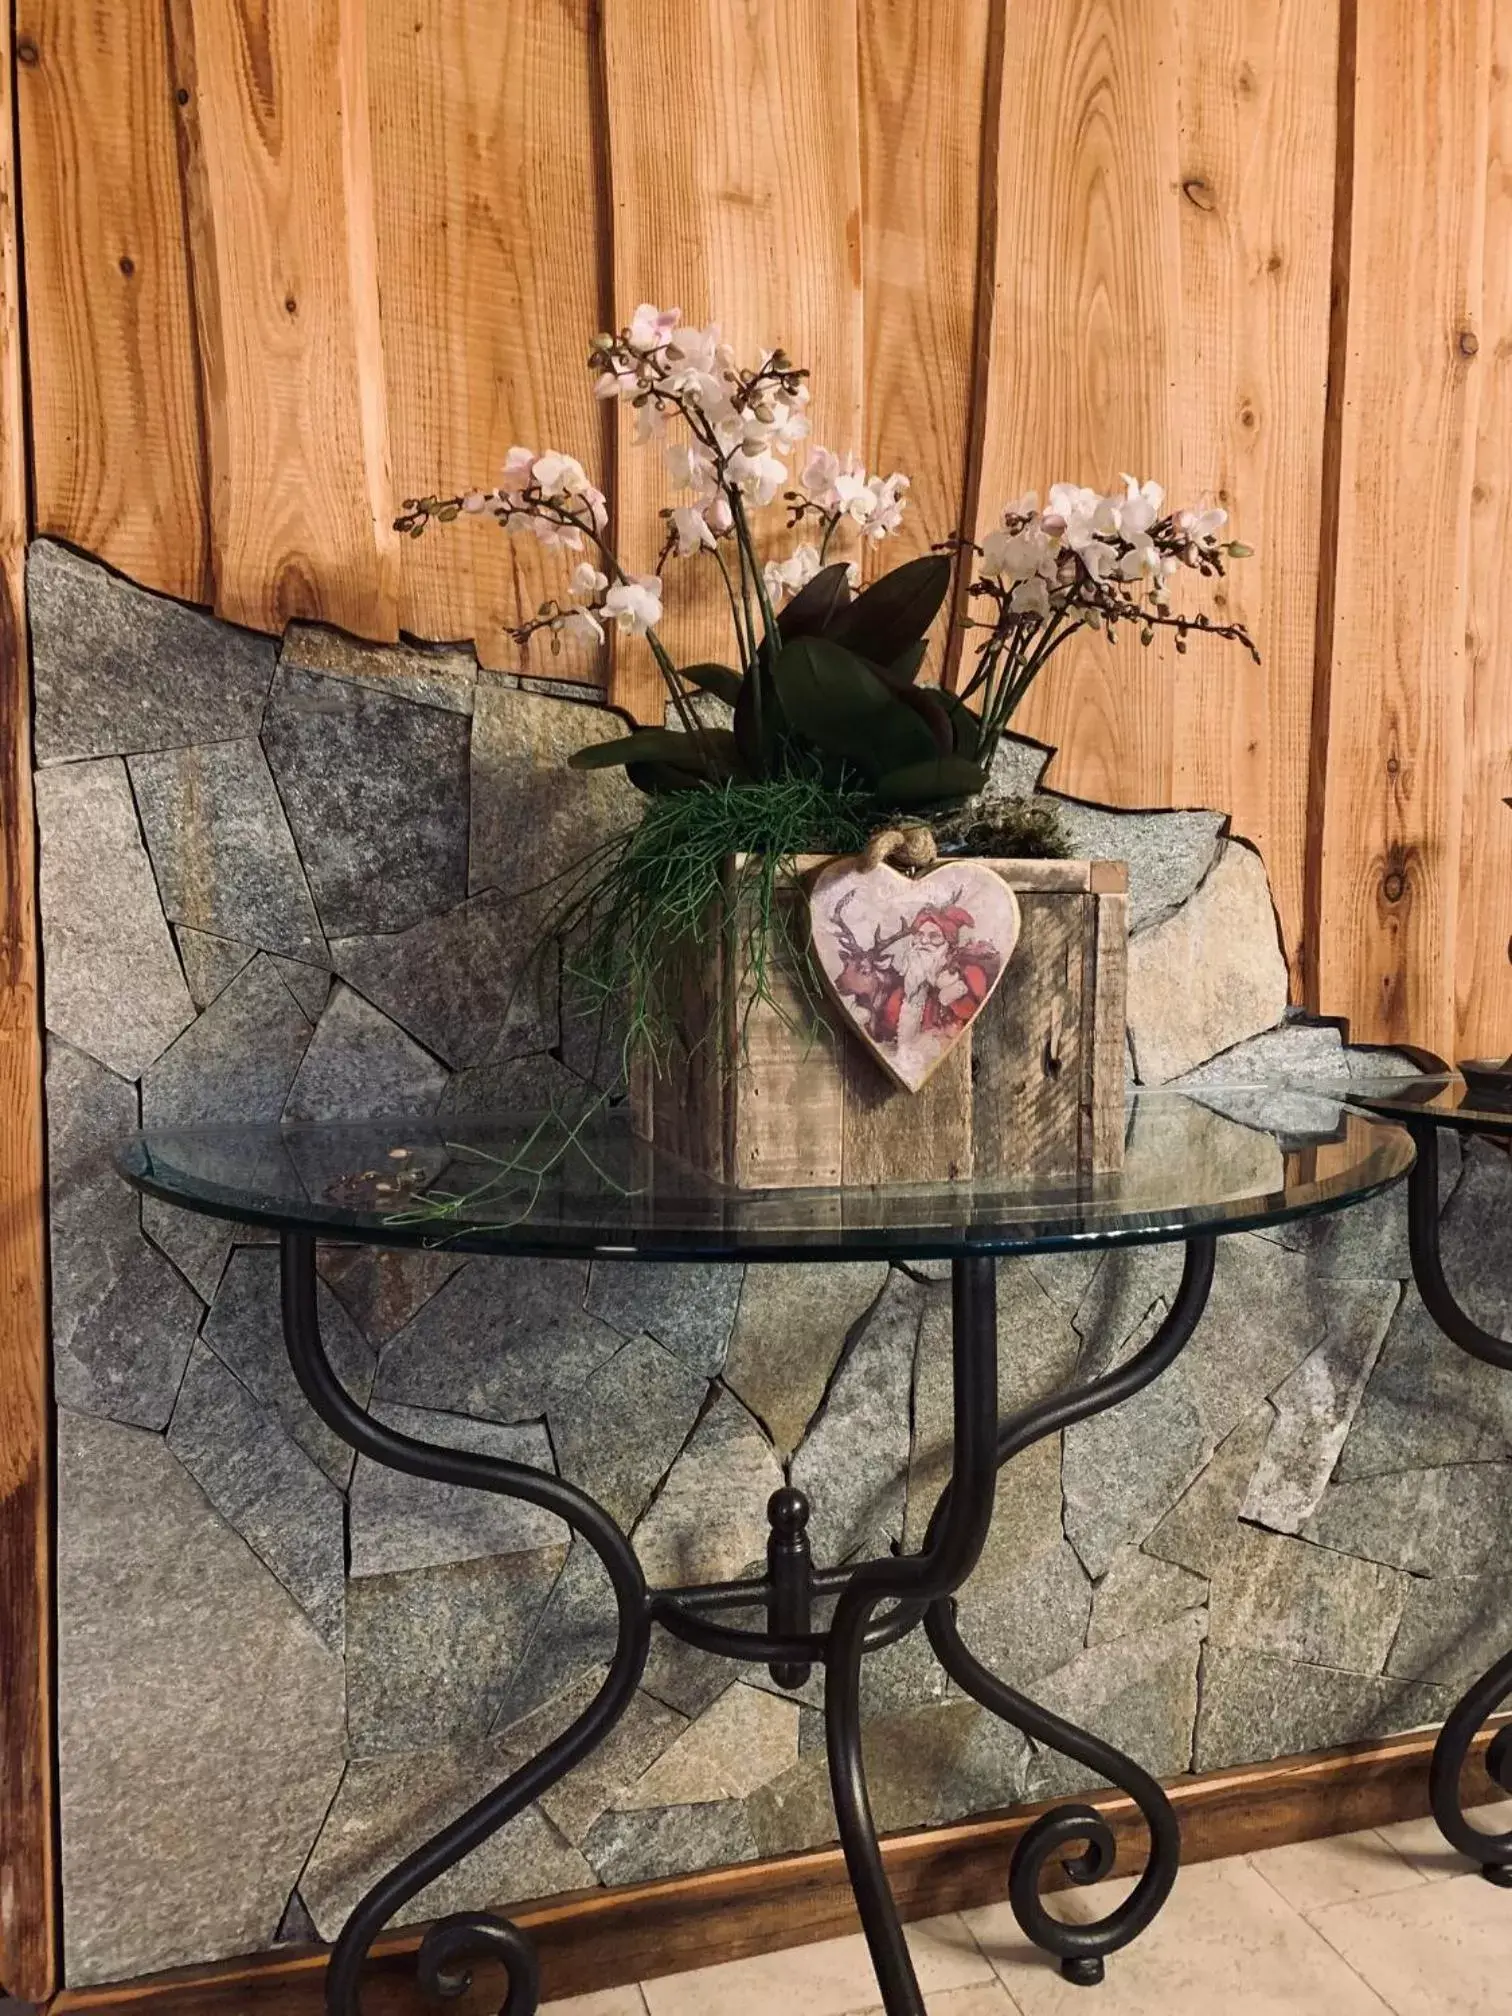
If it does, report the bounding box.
[1405,1128,1512,1883]
[280,1231,1217,2016]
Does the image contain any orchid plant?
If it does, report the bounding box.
[397,304,1255,813]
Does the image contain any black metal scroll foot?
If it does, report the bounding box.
[925,1239,1217,1982]
[279,1234,651,2016]
[1407,1134,1512,1880]
[825,1257,1002,2016]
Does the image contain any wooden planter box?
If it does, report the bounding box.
[631,857,1128,1190]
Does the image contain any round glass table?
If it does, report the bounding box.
[118,1091,1413,2016]
[1337,1073,1512,1886]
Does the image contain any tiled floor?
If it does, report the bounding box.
[540,1800,1512,2016]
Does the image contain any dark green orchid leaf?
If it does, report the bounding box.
[828,554,952,663]
[890,681,954,755]
[873,756,989,809]
[776,561,853,642]
[770,637,937,781]
[733,659,782,778]
[625,760,710,795]
[569,726,743,777]
[677,662,744,707]
[935,688,984,760]
[881,639,929,685]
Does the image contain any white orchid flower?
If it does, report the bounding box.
[763,544,823,604]
[1117,475,1165,536]
[670,504,717,556]
[603,574,663,635]
[628,303,681,350]
[499,445,536,494]
[1008,575,1052,619]
[560,606,605,646]
[726,444,789,506]
[568,562,608,602]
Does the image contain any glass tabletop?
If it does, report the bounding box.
[116,1089,1413,1263]
[1337,1069,1512,1138]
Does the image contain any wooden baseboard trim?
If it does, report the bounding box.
[50,1719,1507,2015]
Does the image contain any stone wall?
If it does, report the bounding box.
[32,540,1512,1989]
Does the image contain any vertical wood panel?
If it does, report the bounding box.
[16,0,209,601]
[368,0,607,678]
[168,0,399,638]
[1172,0,1339,988]
[1458,25,1512,1061]
[602,0,863,718]
[0,0,54,1996]
[1313,0,1487,1053]
[975,0,1184,807]
[857,0,996,684]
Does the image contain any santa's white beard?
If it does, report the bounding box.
[896,937,950,1043]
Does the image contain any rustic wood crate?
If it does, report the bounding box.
[631,857,1128,1190]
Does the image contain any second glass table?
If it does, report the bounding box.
[117,1089,1412,2016]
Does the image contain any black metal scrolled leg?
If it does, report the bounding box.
[1406,1131,1512,1881]
[825,1255,1002,2016]
[925,1236,1218,1987]
[279,1234,652,2016]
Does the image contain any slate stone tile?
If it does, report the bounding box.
[54,1231,204,1433]
[469,683,639,900]
[274,1890,318,1946]
[329,889,555,1070]
[747,1702,982,1856]
[496,1673,688,1846]
[640,1629,738,1723]
[130,739,328,963]
[1385,1573,1512,1693]
[349,1405,565,1577]
[1035,798,1224,933]
[438,1050,591,1118]
[1439,1138,1512,1336]
[613,1683,799,1811]
[262,663,470,937]
[634,1388,782,1589]
[56,1410,344,1986]
[1144,1406,1274,1578]
[140,1196,236,1304]
[168,1341,345,1646]
[1126,843,1289,1084]
[141,955,312,1127]
[1305,1463,1512,1579]
[346,1544,566,1755]
[581,1800,758,1887]
[174,927,254,1009]
[549,1332,708,1529]
[1194,1645,1452,1774]
[282,983,447,1122]
[376,1257,621,1423]
[282,622,477,714]
[1336,1286,1512,1487]
[1260,1126,1460,1278]
[37,758,196,1078]
[990,731,1054,797]
[29,540,273,766]
[318,1243,466,1345]
[1242,1278,1400,1532]
[1089,1547,1208,1645]
[490,1537,620,1731]
[724,1260,888,1457]
[791,1271,923,1564]
[955,1537,1093,1694]
[271,958,332,1021]
[202,1247,376,1486]
[301,1748,594,1940]
[1209,1525,1409,1674]
[1027,1610,1207,1800]
[584,1260,742,1377]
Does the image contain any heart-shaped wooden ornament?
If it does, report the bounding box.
[808,849,1022,1093]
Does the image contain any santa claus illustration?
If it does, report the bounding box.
[833,899,1003,1054]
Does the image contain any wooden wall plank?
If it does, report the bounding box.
[168,0,399,639]
[857,0,997,684]
[16,0,209,602]
[1458,22,1512,1062]
[1172,0,1339,992]
[1312,0,1487,1053]
[602,0,864,719]
[367,0,607,679]
[0,2,54,1998]
[974,0,1184,807]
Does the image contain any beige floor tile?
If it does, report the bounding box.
[639,1913,995,2016]
[544,1991,653,2007]
[542,1990,648,2016]
[1247,1826,1427,1913]
[1309,1869,1512,2015]
[837,1987,1023,2016]
[1376,1799,1512,1881]
[963,1857,1395,2014]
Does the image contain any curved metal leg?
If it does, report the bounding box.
[825,1256,1001,2016]
[280,1234,651,2016]
[1406,1132,1512,1880]
[926,1238,1217,1986]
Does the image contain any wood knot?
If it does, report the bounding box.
[16,40,38,65]
[1458,328,1480,358]
[861,826,938,874]
[1181,177,1215,211]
